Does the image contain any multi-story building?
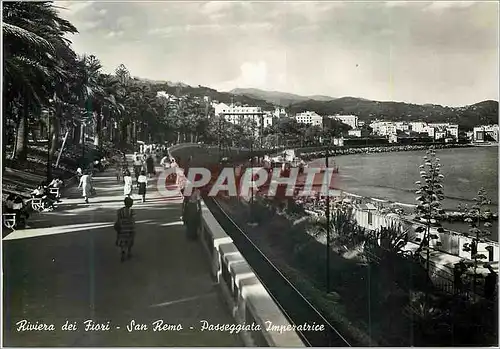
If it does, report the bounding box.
[409,122,427,133]
[422,123,459,140]
[446,124,459,139]
[263,112,274,128]
[273,107,288,118]
[295,111,322,126]
[347,129,362,137]
[212,102,265,127]
[329,114,358,129]
[370,121,397,137]
[473,125,499,142]
[395,122,410,132]
[423,125,435,139]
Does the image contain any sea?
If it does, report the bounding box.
[310,146,499,240]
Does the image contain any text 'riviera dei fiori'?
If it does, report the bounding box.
[15,320,182,332]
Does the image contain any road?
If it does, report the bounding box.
[2,160,243,347]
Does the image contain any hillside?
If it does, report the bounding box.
[139,80,276,110]
[135,78,497,129]
[288,97,499,130]
[229,88,336,106]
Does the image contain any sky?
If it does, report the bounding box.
[53,1,499,107]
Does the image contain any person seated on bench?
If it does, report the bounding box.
[48,177,63,200]
[4,194,30,228]
[31,184,56,211]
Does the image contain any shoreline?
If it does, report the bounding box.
[299,143,478,160]
[300,145,498,236]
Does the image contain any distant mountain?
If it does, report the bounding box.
[288,97,498,130]
[229,88,336,106]
[133,78,498,129]
[145,82,276,110]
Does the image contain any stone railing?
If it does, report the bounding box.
[197,200,305,347]
[168,144,305,347]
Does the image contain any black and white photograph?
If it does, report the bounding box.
[1,0,499,347]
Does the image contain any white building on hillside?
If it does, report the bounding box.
[263,112,274,128]
[348,129,362,137]
[395,122,410,131]
[409,122,427,133]
[329,114,358,129]
[273,107,288,118]
[370,121,397,137]
[212,102,265,127]
[473,125,499,142]
[156,91,176,100]
[296,111,322,126]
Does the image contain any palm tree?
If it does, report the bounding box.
[3,1,77,161]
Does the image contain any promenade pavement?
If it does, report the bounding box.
[2,158,243,347]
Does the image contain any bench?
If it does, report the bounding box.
[3,213,17,230]
[49,187,60,198]
[30,198,44,212]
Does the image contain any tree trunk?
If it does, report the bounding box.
[49,115,60,157]
[94,111,102,147]
[73,123,81,145]
[14,102,29,161]
[80,123,85,144]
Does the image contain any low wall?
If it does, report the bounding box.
[169,144,305,347]
[197,200,304,347]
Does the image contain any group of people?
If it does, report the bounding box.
[31,177,64,211]
[113,151,202,262]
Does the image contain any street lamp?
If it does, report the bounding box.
[323,122,331,293]
[47,98,54,182]
[218,115,223,163]
[250,115,255,220]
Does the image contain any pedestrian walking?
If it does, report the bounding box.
[183,187,201,240]
[133,155,142,182]
[123,169,133,197]
[137,170,147,202]
[146,154,155,178]
[114,197,136,262]
[78,170,92,204]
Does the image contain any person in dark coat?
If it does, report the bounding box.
[183,188,201,240]
[146,154,155,178]
[137,170,147,202]
[115,197,135,262]
[484,264,497,300]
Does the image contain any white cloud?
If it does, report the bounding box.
[78,20,101,31]
[200,1,235,15]
[105,31,124,39]
[384,1,413,7]
[54,1,94,16]
[423,1,476,12]
[214,61,269,91]
[98,9,107,15]
[147,22,273,37]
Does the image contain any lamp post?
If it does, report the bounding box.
[218,115,222,163]
[47,99,54,182]
[250,116,255,219]
[323,122,331,293]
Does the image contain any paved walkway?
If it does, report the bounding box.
[2,158,243,346]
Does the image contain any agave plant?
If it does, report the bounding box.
[414,146,445,280]
[462,187,493,294]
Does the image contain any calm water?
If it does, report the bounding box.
[312,146,499,237]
